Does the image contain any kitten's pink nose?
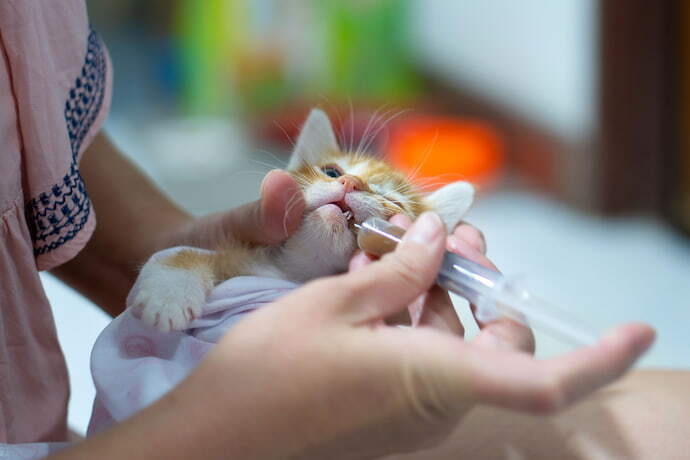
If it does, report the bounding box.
[337,174,365,193]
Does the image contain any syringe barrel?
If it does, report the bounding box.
[356,217,505,319]
[437,252,504,321]
[355,217,598,346]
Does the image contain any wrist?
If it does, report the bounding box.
[138,206,195,257]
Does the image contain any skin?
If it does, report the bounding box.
[386,370,690,459]
[52,133,306,316]
[45,132,685,459]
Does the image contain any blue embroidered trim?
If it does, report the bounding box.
[25,28,107,257]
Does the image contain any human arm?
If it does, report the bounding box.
[49,212,653,460]
[51,132,305,316]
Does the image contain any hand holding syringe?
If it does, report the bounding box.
[355,217,599,347]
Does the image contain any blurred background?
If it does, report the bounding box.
[44,0,690,433]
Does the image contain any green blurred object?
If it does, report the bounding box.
[316,0,420,104]
[174,0,421,116]
[176,0,243,115]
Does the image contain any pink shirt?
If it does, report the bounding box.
[0,1,111,442]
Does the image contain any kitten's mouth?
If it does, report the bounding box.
[333,200,355,222]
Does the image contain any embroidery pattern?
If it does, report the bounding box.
[25,29,107,257]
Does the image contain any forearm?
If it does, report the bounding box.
[51,132,192,316]
[49,374,232,459]
[49,350,297,460]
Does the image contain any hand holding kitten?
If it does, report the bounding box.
[162,168,306,250]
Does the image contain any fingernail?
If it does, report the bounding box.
[447,236,499,272]
[404,212,443,245]
[620,323,656,354]
[447,236,478,258]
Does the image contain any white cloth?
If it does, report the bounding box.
[88,247,298,435]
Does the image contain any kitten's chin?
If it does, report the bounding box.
[276,208,357,283]
[313,203,353,232]
[307,205,357,259]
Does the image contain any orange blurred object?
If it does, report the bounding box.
[385,116,504,190]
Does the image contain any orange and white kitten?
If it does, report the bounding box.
[134,109,475,331]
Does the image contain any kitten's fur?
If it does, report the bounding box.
[133,109,475,331]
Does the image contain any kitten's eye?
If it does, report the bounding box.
[321,165,343,178]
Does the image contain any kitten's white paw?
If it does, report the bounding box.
[131,260,210,332]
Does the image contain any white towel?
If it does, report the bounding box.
[88,247,298,435]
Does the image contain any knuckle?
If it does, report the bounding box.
[529,375,567,414]
[462,225,482,240]
[458,224,486,252]
[398,357,453,426]
[388,252,429,291]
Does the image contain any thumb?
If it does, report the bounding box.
[339,212,447,323]
[221,170,305,245]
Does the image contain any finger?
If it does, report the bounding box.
[447,235,535,352]
[379,214,420,326]
[348,250,374,272]
[452,222,487,255]
[337,212,446,323]
[416,287,465,336]
[390,214,412,228]
[368,215,415,326]
[446,235,497,272]
[471,318,535,354]
[349,215,409,271]
[386,216,495,337]
[350,254,413,331]
[221,170,305,245]
[384,306,413,326]
[351,220,413,326]
[387,217,474,335]
[467,323,655,414]
[349,215,409,272]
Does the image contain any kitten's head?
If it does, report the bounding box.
[277,109,474,282]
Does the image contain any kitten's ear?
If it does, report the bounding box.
[424,181,475,231]
[288,109,339,170]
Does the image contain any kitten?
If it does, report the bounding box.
[133,109,475,331]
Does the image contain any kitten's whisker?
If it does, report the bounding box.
[412,177,467,192]
[272,121,296,149]
[416,172,466,180]
[354,105,388,156]
[412,172,468,184]
[249,158,285,171]
[390,183,415,194]
[359,108,395,155]
[223,170,271,185]
[227,170,269,177]
[407,130,439,182]
[255,149,288,169]
[281,190,304,238]
[359,111,392,159]
[348,97,355,153]
[316,94,348,151]
[353,108,374,156]
[360,108,410,156]
[414,182,448,191]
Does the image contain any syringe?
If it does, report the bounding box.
[354,217,599,347]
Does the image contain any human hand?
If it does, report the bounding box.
[349,214,534,352]
[174,212,654,460]
[165,169,306,249]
